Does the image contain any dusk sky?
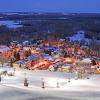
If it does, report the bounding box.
[0,0,100,13]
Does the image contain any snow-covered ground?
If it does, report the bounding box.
[0,20,22,28]
[69,31,90,44]
[0,67,100,100]
[69,30,100,44]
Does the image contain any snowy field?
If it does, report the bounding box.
[0,20,22,28]
[0,67,100,100]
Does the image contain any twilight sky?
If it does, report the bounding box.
[0,0,100,13]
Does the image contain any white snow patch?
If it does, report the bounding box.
[0,20,22,28]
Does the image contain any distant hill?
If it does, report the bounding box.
[0,13,100,44]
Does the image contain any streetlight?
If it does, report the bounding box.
[24,73,29,87]
[57,80,60,88]
[75,70,78,80]
[0,74,1,83]
[41,78,45,88]
[68,72,71,82]
[13,68,16,75]
[68,77,71,82]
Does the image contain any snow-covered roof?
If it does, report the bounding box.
[23,41,30,45]
[15,54,40,64]
[15,59,30,64]
[42,54,54,61]
[17,44,22,47]
[0,46,12,53]
[81,58,92,63]
[44,47,55,50]
[77,58,92,64]
[63,64,74,68]
[27,54,40,61]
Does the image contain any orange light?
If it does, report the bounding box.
[64,58,75,64]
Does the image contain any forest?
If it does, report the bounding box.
[0,13,100,45]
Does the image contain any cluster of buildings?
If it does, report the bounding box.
[0,34,100,74]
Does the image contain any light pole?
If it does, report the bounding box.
[75,70,78,80]
[0,74,1,83]
[41,78,45,89]
[24,73,29,87]
[68,72,71,82]
[13,68,16,75]
[57,80,60,88]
